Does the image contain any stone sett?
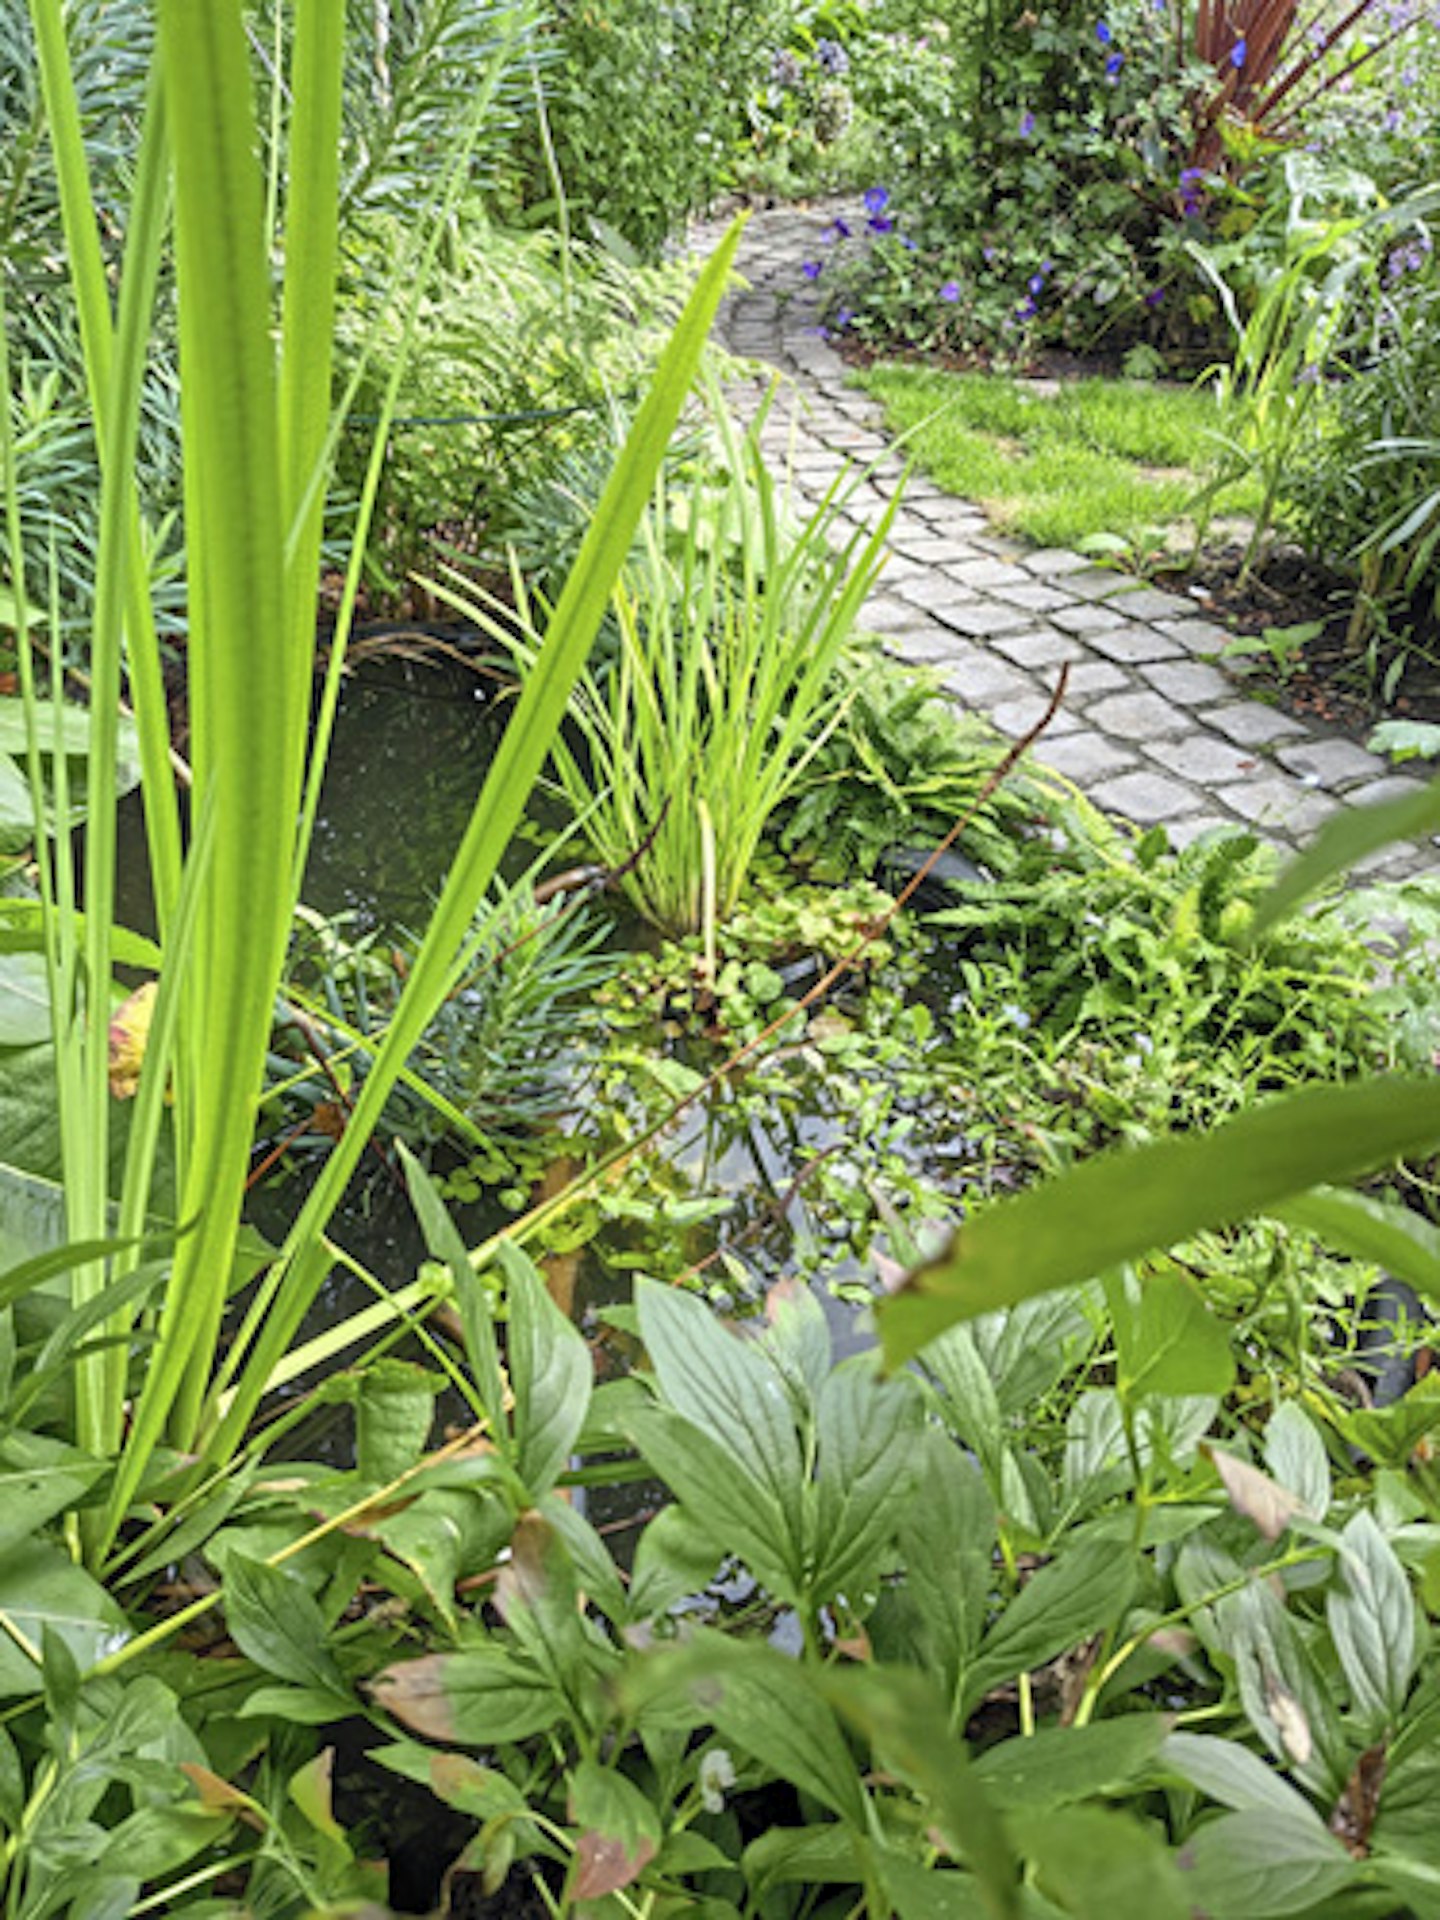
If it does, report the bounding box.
[989,695,1084,739]
[990,582,1077,615]
[1084,690,1194,741]
[1151,617,1229,658]
[859,596,930,632]
[932,600,1037,639]
[1141,660,1234,707]
[1141,735,1262,786]
[1344,774,1433,809]
[1021,548,1096,578]
[1050,603,1132,636]
[1217,777,1341,836]
[1101,584,1196,621]
[1085,625,1185,666]
[1202,703,1310,747]
[1275,738,1390,788]
[1034,731,1139,783]
[1089,770,1207,825]
[1057,660,1133,702]
[939,656,1040,706]
[993,628,1083,670]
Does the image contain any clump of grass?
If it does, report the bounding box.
[854,364,1259,551]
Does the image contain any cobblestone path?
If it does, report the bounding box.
[692,201,1436,881]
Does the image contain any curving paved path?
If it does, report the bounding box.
[691,200,1436,882]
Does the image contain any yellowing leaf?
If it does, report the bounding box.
[108,980,157,1099]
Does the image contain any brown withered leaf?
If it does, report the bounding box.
[495,1510,566,1626]
[180,1763,265,1831]
[1204,1444,1305,1541]
[1264,1671,1313,1768]
[1328,1743,1387,1860]
[572,1830,657,1902]
[368,1655,456,1742]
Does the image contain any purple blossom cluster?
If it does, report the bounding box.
[1386,232,1434,283]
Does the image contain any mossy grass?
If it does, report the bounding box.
[854,362,1261,552]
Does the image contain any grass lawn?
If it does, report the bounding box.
[854,363,1259,552]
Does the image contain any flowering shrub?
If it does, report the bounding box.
[806,0,1440,360]
[808,0,1211,357]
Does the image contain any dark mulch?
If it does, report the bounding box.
[1175,541,1440,739]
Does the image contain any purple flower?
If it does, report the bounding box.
[1019,109,1036,137]
[1179,166,1204,184]
[814,37,849,75]
[1028,272,1046,295]
[1230,37,1247,66]
[868,214,894,234]
[1144,287,1164,307]
[1017,296,1038,320]
[863,186,890,215]
[1096,19,1112,41]
[822,217,852,243]
[801,259,823,280]
[1106,50,1124,74]
[834,216,851,238]
[939,279,961,301]
[900,234,918,250]
[835,307,854,328]
[982,245,998,263]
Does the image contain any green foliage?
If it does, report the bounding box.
[855,362,1255,550]
[440,384,894,937]
[777,646,1069,879]
[509,0,783,257]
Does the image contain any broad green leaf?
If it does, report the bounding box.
[622,1399,798,1603]
[221,1555,348,1701]
[1115,1269,1235,1401]
[1062,1392,1131,1512]
[1161,1731,1320,1821]
[823,1666,1019,1920]
[502,1241,592,1496]
[1177,1807,1359,1917]
[0,753,31,853]
[962,1542,1135,1719]
[568,1761,662,1901]
[0,1432,107,1549]
[899,1432,995,1707]
[1274,1185,1440,1310]
[922,1323,1003,1471]
[627,1504,724,1620]
[974,1718,1170,1812]
[812,1359,923,1606]
[636,1277,804,1532]
[624,1634,867,1830]
[759,1275,832,1404]
[1253,776,1440,932]
[0,1541,124,1697]
[1263,1402,1331,1521]
[493,1511,598,1706]
[371,1742,532,1822]
[880,1080,1440,1363]
[742,1826,863,1900]
[1008,1804,1190,1920]
[351,1359,440,1486]
[238,1684,360,1725]
[0,952,50,1044]
[371,1645,564,1745]
[537,1491,629,1626]
[1326,1510,1418,1729]
[878,1851,990,1920]
[377,1488,512,1631]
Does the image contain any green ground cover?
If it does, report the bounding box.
[855,362,1260,551]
